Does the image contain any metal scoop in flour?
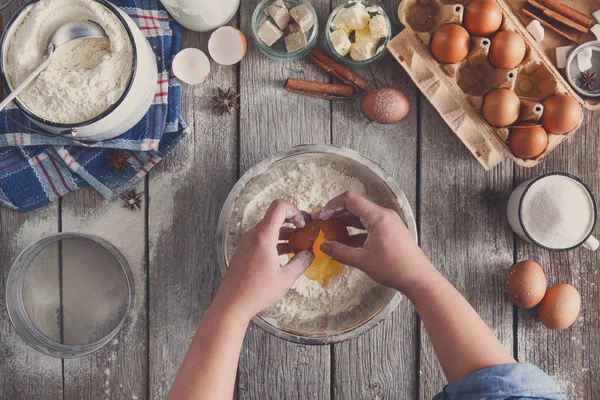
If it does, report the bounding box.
[0,20,107,112]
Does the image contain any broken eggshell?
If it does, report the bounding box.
[209,26,248,66]
[172,48,211,85]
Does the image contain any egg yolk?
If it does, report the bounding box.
[303,230,343,286]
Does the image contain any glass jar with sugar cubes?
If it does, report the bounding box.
[251,0,319,61]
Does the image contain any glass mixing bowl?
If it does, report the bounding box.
[216,144,417,345]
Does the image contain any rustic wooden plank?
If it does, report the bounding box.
[330,0,419,396]
[0,3,62,398]
[515,109,600,399]
[0,206,63,400]
[418,97,514,399]
[60,185,147,400]
[147,28,238,399]
[237,1,332,398]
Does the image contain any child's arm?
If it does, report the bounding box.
[167,200,313,400]
[314,191,515,384]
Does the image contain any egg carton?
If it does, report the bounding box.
[388,0,594,169]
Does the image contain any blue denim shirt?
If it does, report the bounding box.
[433,363,566,400]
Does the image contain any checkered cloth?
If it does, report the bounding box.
[0,1,188,212]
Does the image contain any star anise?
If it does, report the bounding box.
[578,71,597,91]
[107,150,132,173]
[121,190,144,211]
[213,87,240,115]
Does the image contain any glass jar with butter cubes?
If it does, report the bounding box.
[251,0,319,61]
[325,0,392,68]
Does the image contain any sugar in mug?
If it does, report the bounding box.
[507,172,599,252]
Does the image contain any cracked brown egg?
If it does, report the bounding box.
[430,24,470,64]
[508,123,548,159]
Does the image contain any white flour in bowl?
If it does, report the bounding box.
[241,163,378,326]
[5,0,133,124]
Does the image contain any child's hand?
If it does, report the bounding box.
[313,191,429,294]
[216,200,314,319]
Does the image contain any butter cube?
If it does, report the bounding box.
[592,24,600,40]
[285,31,307,52]
[526,20,544,42]
[369,14,388,38]
[257,20,283,47]
[555,45,575,69]
[350,41,376,61]
[267,0,290,30]
[331,10,351,36]
[355,27,378,46]
[290,4,315,32]
[342,3,370,30]
[330,29,352,56]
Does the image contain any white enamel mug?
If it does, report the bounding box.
[507,172,599,252]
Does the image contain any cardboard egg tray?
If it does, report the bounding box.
[388,0,599,169]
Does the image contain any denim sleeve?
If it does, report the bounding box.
[432,363,566,400]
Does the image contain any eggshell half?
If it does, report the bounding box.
[172,48,211,85]
[209,26,248,66]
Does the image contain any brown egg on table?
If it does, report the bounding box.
[541,93,582,135]
[430,24,471,64]
[489,30,526,69]
[506,260,547,308]
[361,88,410,124]
[508,123,548,159]
[482,88,520,127]
[464,0,503,37]
[538,284,581,330]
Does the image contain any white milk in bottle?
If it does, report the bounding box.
[160,0,240,32]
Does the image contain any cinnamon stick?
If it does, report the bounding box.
[284,78,353,100]
[521,6,582,42]
[526,0,588,32]
[307,47,368,92]
[531,0,594,29]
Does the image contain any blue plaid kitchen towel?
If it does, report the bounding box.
[0,1,189,212]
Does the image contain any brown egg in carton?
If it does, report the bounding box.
[388,0,587,169]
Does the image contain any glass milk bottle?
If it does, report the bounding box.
[160,0,240,32]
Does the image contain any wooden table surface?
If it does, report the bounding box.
[1,0,599,399]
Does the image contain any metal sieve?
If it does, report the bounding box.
[5,233,133,358]
[216,144,418,345]
[566,41,600,99]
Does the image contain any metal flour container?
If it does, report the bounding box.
[0,0,158,142]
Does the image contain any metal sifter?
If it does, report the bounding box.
[5,233,133,358]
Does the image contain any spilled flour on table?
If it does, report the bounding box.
[8,187,147,398]
[241,163,378,327]
[148,137,194,261]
